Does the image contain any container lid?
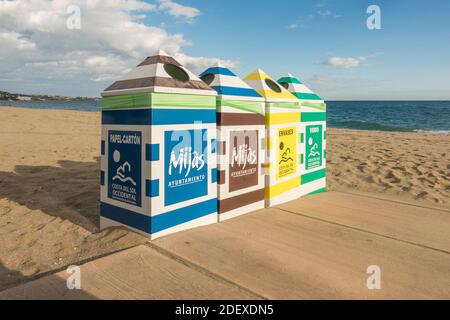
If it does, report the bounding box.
[277,73,323,102]
[199,62,264,101]
[102,49,216,97]
[243,69,298,102]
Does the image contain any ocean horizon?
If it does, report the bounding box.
[1,99,449,133]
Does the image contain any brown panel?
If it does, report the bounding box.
[104,77,214,92]
[137,55,182,67]
[154,77,214,91]
[105,77,155,91]
[218,189,265,214]
[217,113,265,126]
[228,130,259,192]
[218,170,226,185]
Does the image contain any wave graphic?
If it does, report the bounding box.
[112,175,137,186]
[112,161,137,186]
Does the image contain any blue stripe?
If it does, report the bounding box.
[151,109,216,125]
[101,140,105,155]
[211,168,217,183]
[151,198,217,233]
[211,86,261,98]
[211,139,217,154]
[200,67,236,77]
[101,199,217,235]
[101,109,216,125]
[146,179,159,197]
[101,202,150,233]
[146,144,159,161]
[102,109,151,125]
[100,171,105,186]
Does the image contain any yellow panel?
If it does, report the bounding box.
[244,71,269,81]
[266,137,273,150]
[257,90,297,100]
[266,112,300,125]
[244,69,298,100]
[276,127,297,180]
[265,176,301,199]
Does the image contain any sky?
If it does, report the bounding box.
[0,0,449,100]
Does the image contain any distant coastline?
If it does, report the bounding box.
[0,90,98,102]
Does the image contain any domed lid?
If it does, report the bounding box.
[102,49,215,96]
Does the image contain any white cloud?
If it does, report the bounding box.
[286,23,304,29]
[174,53,239,74]
[317,9,342,18]
[318,9,332,16]
[322,56,367,68]
[0,0,235,96]
[0,31,36,51]
[157,0,201,24]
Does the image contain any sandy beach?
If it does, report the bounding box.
[327,129,450,206]
[0,106,449,292]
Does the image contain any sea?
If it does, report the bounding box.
[1,100,449,133]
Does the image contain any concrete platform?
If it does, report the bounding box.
[0,245,260,300]
[1,191,449,299]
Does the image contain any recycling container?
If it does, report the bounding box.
[278,73,327,197]
[200,63,265,221]
[100,50,218,239]
[244,69,301,207]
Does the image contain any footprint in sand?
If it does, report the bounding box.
[414,191,428,200]
[418,177,434,184]
[357,164,367,173]
[385,171,401,184]
[364,176,375,184]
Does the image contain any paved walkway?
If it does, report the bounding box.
[1,191,449,299]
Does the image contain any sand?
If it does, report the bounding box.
[0,106,449,292]
[0,107,147,290]
[327,129,450,205]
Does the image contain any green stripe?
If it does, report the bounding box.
[301,112,326,122]
[278,77,302,84]
[102,92,216,110]
[102,93,151,110]
[300,101,326,111]
[151,93,215,109]
[269,102,300,110]
[302,169,326,184]
[219,99,264,115]
[305,187,326,196]
[294,92,322,101]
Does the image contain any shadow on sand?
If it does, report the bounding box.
[0,158,104,298]
[0,158,100,232]
[0,157,144,299]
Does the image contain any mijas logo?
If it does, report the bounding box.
[168,146,205,177]
[231,143,257,169]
